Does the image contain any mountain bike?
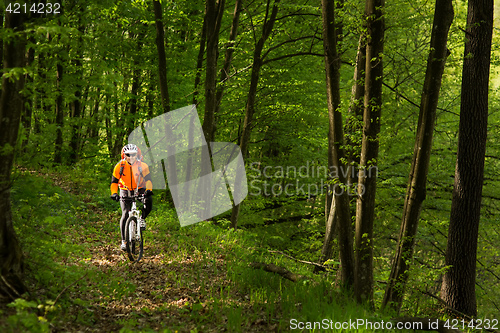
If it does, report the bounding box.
[122,193,145,262]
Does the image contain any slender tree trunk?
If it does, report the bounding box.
[230,0,281,230]
[319,201,337,268]
[153,0,170,113]
[193,16,207,106]
[126,32,143,138]
[69,24,85,164]
[319,29,365,276]
[0,13,3,72]
[104,93,114,158]
[21,40,35,151]
[35,34,51,135]
[214,0,242,131]
[320,0,355,288]
[147,72,155,118]
[199,0,225,220]
[382,0,454,313]
[54,61,64,164]
[0,5,28,299]
[440,0,493,317]
[127,65,141,133]
[87,87,101,142]
[153,0,177,193]
[202,0,226,145]
[110,79,129,158]
[354,0,384,305]
[346,35,365,186]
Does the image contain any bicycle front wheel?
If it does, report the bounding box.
[124,216,143,262]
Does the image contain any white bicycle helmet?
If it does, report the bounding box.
[121,144,138,159]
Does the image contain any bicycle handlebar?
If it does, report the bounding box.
[120,194,145,202]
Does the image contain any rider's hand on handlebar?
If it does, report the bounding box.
[111,193,120,202]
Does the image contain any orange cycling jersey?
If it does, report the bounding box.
[110,160,153,194]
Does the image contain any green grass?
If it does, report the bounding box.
[1,166,497,332]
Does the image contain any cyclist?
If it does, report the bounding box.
[110,144,153,251]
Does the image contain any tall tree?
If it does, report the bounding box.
[0,2,29,298]
[214,0,243,133]
[320,0,355,288]
[193,16,207,106]
[53,59,65,164]
[354,0,384,305]
[230,0,281,229]
[440,0,493,317]
[153,0,170,113]
[382,0,454,313]
[0,13,3,70]
[202,0,226,145]
[69,19,85,164]
[345,35,365,186]
[125,31,144,138]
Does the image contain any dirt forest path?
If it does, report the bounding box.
[59,199,233,332]
[6,170,277,333]
[78,241,228,332]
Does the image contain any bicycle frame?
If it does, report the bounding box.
[129,198,141,219]
[121,161,146,261]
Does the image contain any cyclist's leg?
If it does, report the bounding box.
[138,188,152,219]
[119,189,132,241]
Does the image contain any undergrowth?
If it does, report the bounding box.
[0,165,496,332]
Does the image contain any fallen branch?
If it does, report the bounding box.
[54,273,88,306]
[419,291,499,333]
[0,273,24,301]
[421,291,474,320]
[268,250,326,271]
[250,262,307,282]
[0,274,20,301]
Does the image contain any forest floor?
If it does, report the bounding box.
[1,168,290,332]
[2,167,492,333]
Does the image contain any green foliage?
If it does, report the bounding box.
[4,0,500,330]
[4,298,51,333]
[5,160,500,332]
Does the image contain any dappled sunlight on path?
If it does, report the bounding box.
[77,238,234,332]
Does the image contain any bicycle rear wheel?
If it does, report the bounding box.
[124,216,143,262]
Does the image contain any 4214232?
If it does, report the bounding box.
[5,2,61,15]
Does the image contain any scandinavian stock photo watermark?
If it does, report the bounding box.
[248,161,378,198]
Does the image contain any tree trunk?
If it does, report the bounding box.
[125,32,143,139]
[153,0,170,113]
[214,0,242,131]
[69,24,85,164]
[110,79,129,158]
[230,0,281,230]
[320,0,355,288]
[87,87,101,143]
[54,61,64,164]
[318,31,365,275]
[440,0,493,317]
[202,0,226,145]
[153,0,177,192]
[319,200,337,269]
[193,15,207,106]
[345,35,365,186]
[0,5,28,299]
[0,13,3,72]
[382,0,454,313]
[354,0,384,305]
